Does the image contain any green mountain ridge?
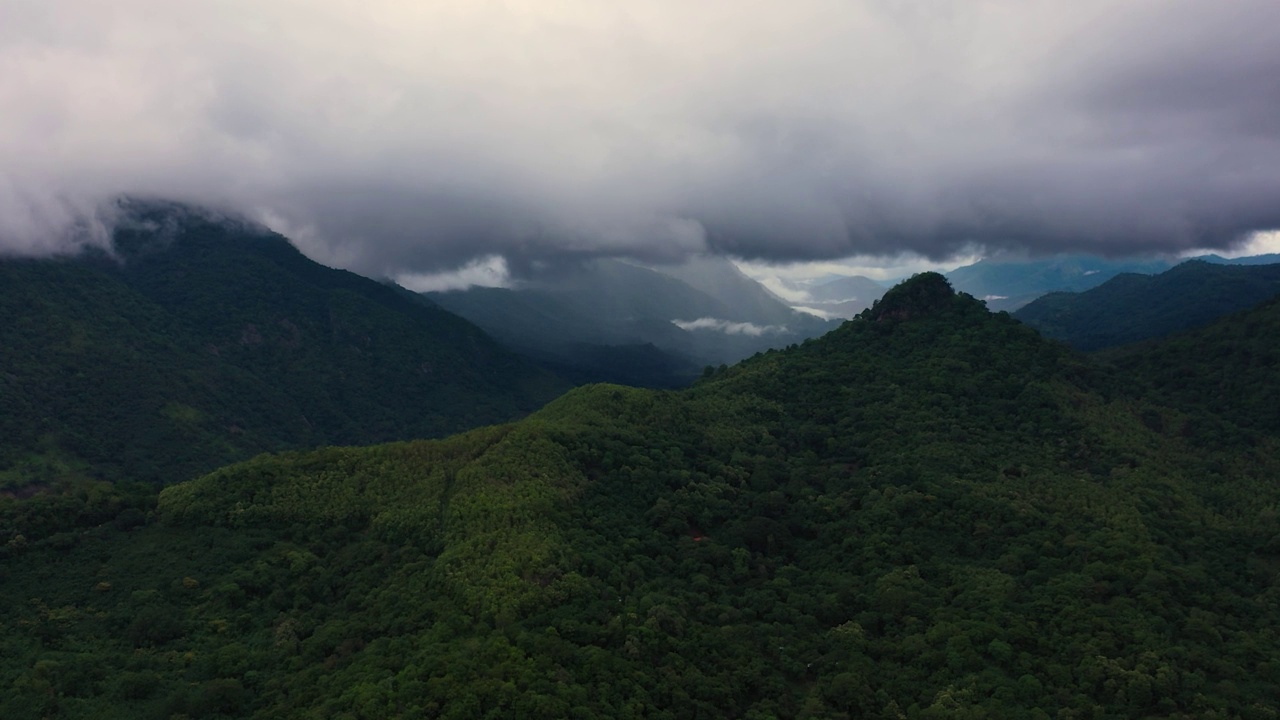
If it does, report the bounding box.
[0,201,568,487]
[1013,259,1280,351]
[5,273,1280,718]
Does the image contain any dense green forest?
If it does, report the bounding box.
[1013,260,1280,351]
[1101,294,1280,441]
[0,202,567,488]
[3,273,1280,718]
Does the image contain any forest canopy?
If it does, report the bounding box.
[3,273,1280,718]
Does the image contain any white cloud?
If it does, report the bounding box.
[673,317,786,336]
[792,306,839,320]
[1182,229,1280,259]
[396,255,511,293]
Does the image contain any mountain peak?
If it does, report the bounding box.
[865,271,957,321]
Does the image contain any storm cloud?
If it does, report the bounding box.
[2,1,1279,277]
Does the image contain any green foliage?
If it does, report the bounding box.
[1104,294,1280,441]
[3,271,1280,717]
[0,202,568,487]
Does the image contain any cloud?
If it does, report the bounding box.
[3,1,1279,276]
[673,318,785,336]
[396,255,511,293]
[792,306,839,321]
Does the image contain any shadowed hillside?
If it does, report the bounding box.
[0,201,567,487]
[1014,259,1280,350]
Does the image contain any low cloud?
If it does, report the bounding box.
[397,255,511,293]
[3,1,1280,276]
[793,306,839,321]
[673,318,786,336]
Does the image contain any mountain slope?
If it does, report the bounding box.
[3,273,1279,718]
[1013,259,1280,351]
[1105,293,1280,442]
[0,202,567,486]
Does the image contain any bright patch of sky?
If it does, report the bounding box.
[734,250,983,301]
[1186,229,1280,258]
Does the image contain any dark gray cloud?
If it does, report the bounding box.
[2,0,1278,277]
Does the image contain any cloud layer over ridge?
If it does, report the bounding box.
[3,1,1279,276]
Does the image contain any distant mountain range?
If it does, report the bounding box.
[748,250,1280,324]
[1013,260,1280,351]
[943,255,1176,311]
[932,252,1280,312]
[1196,252,1280,266]
[0,201,567,487]
[787,275,890,318]
[428,257,839,385]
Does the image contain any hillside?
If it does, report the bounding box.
[3,273,1279,718]
[0,202,567,487]
[1105,294,1280,442]
[1013,260,1280,351]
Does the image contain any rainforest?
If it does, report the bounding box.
[4,272,1280,719]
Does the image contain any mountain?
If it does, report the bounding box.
[428,258,838,385]
[5,273,1280,718]
[946,254,1174,310]
[0,201,567,487]
[1013,259,1280,351]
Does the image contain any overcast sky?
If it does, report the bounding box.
[3,1,1279,281]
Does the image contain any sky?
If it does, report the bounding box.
[3,1,1279,284]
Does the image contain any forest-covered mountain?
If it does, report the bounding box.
[0,201,567,488]
[4,273,1279,718]
[1103,292,1280,441]
[1013,260,1280,351]
[428,258,838,386]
